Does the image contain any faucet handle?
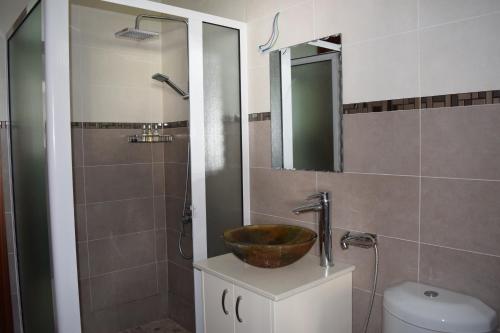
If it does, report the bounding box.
[307,192,329,201]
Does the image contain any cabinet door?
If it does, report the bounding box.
[234,286,273,333]
[203,273,235,333]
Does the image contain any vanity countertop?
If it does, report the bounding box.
[193,253,355,301]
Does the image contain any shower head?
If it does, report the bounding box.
[152,73,189,99]
[115,14,187,42]
[115,27,159,41]
[152,73,170,83]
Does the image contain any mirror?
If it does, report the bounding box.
[270,34,342,172]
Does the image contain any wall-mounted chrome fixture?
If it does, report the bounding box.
[258,12,280,53]
[128,123,174,143]
[340,232,378,333]
[115,14,187,41]
[293,192,333,267]
[152,73,190,99]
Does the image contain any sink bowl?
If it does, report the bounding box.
[223,224,317,268]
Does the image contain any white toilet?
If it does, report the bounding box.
[383,282,498,333]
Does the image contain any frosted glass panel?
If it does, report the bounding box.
[203,23,242,258]
[8,3,55,332]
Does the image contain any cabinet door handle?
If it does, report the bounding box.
[221,289,229,315]
[236,296,243,323]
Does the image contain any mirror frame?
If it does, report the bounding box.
[269,34,343,172]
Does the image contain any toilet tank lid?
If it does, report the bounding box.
[383,282,498,333]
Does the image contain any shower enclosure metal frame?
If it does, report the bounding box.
[3,0,249,332]
[4,0,81,331]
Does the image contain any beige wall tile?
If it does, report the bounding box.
[421,178,500,256]
[164,196,184,231]
[249,120,272,168]
[420,244,500,315]
[420,13,500,96]
[315,0,418,44]
[419,0,500,28]
[86,198,155,240]
[344,110,420,175]
[90,263,158,310]
[168,262,194,302]
[84,164,153,203]
[88,230,156,276]
[250,168,316,221]
[71,128,84,167]
[73,167,85,204]
[77,242,90,279]
[82,294,165,333]
[247,2,314,68]
[317,173,420,241]
[75,204,87,242]
[333,230,418,293]
[167,231,193,269]
[164,127,189,163]
[168,291,195,332]
[248,65,270,113]
[83,129,153,166]
[164,163,188,199]
[352,288,383,333]
[421,105,500,179]
[343,31,419,104]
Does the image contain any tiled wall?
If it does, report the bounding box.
[70,4,164,123]
[245,2,500,332]
[246,0,500,107]
[69,4,194,331]
[249,103,500,333]
[72,124,194,332]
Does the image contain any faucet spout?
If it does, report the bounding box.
[292,202,323,214]
[292,192,333,267]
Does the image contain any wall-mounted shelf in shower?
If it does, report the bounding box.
[128,133,174,143]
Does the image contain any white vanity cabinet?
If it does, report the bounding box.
[195,254,355,333]
[203,273,272,333]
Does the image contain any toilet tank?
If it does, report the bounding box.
[383,282,498,333]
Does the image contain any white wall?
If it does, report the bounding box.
[245,0,500,109]
[70,4,164,123]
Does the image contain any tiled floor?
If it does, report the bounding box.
[118,319,191,333]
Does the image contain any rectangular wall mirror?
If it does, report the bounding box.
[270,34,343,172]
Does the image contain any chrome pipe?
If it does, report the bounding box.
[293,192,333,267]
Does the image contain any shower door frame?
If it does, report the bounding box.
[103,1,249,332]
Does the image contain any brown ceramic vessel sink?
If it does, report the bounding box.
[223,224,317,268]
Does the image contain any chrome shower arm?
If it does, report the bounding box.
[134,14,188,29]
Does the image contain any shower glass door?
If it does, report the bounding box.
[8,2,56,332]
[202,23,243,258]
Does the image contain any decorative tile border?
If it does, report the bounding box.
[344,90,500,114]
[71,121,189,129]
[343,98,420,114]
[250,89,500,120]
[248,112,271,122]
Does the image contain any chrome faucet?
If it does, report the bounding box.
[292,192,333,267]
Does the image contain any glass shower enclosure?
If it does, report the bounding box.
[7,2,55,331]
